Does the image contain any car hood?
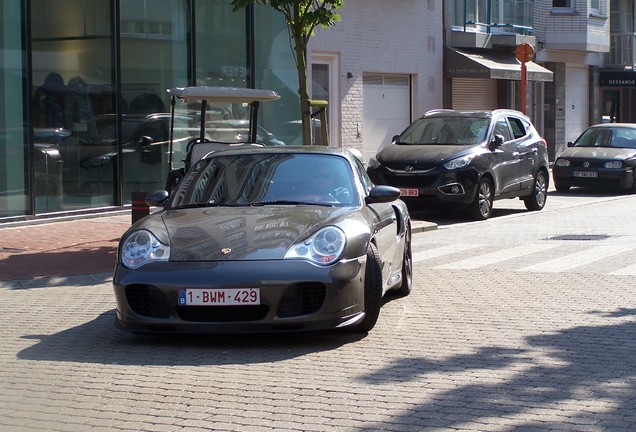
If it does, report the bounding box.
[157,205,349,261]
[376,143,478,165]
[559,147,636,160]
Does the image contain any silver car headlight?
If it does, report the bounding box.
[120,229,170,269]
[555,159,570,167]
[284,226,346,265]
[604,161,622,169]
[367,157,380,170]
[443,154,475,170]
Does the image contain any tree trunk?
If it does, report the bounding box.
[292,6,312,145]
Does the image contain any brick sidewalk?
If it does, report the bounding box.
[0,214,131,282]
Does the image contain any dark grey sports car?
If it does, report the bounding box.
[113,146,412,334]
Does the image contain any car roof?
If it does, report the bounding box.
[423,108,528,120]
[198,145,358,161]
[587,123,636,129]
[167,86,280,103]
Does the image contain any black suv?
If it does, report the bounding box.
[367,109,549,220]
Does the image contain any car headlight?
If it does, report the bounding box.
[555,159,570,167]
[367,157,380,170]
[120,229,170,269]
[284,226,346,265]
[604,161,622,169]
[443,154,475,170]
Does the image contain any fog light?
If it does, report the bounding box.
[439,183,465,195]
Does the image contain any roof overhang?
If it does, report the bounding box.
[446,48,553,82]
[167,86,280,103]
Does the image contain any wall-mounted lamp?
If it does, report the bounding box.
[347,72,353,79]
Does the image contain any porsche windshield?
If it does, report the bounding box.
[169,153,356,208]
[397,117,490,145]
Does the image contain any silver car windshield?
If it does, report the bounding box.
[397,117,490,145]
[170,153,356,208]
[575,127,636,149]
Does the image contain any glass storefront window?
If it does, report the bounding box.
[120,0,188,202]
[0,1,28,218]
[2,0,300,220]
[195,0,247,87]
[253,5,300,146]
[31,0,115,212]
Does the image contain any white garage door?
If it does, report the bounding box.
[362,74,411,163]
[565,64,589,144]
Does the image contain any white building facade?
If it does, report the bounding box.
[310,0,444,162]
[533,0,611,159]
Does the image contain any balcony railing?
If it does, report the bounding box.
[607,33,636,68]
[455,0,534,36]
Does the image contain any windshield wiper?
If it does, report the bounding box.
[175,202,244,209]
[250,200,334,207]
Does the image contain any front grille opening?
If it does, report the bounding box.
[545,234,614,241]
[126,284,172,318]
[277,283,326,318]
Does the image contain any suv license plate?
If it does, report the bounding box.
[399,188,419,197]
[179,288,260,306]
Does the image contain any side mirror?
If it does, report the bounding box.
[489,134,504,148]
[366,185,401,204]
[567,141,575,147]
[140,136,154,146]
[392,135,399,144]
[145,190,169,207]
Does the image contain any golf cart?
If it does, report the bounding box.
[164,86,281,191]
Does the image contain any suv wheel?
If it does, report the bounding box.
[524,170,548,211]
[469,177,493,220]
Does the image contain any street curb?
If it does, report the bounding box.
[412,220,438,234]
[0,272,113,290]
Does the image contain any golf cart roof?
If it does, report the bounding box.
[167,86,280,103]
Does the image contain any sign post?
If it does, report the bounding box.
[515,43,535,114]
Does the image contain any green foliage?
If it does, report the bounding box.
[231,0,343,46]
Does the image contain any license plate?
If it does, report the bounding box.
[573,171,598,178]
[399,188,419,197]
[178,288,260,306]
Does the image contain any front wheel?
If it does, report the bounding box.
[349,243,383,333]
[468,177,493,220]
[524,170,548,211]
[392,226,412,297]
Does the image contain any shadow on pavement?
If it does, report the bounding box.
[356,308,636,430]
[17,310,365,365]
[0,244,117,282]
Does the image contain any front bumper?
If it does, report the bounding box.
[552,166,635,190]
[113,257,366,333]
[367,166,480,206]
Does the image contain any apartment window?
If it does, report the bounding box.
[553,0,571,7]
[591,0,601,12]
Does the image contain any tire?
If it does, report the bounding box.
[392,226,412,297]
[468,177,494,220]
[349,243,384,333]
[524,170,548,211]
